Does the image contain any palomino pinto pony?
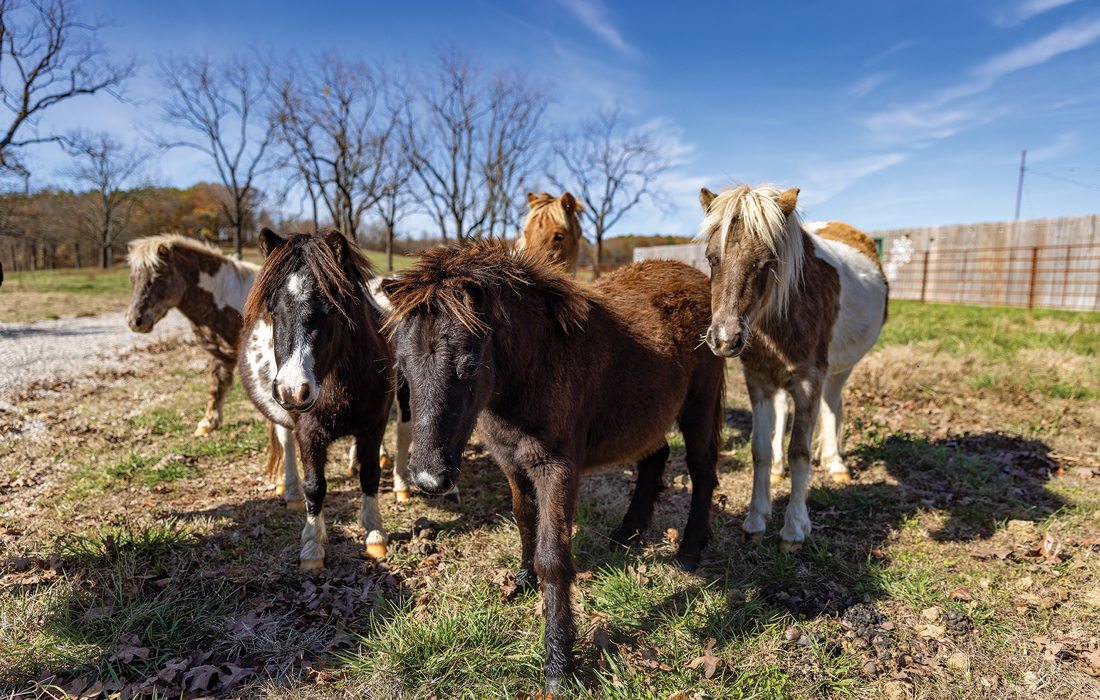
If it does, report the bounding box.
[127,235,258,438]
[698,185,888,551]
[239,229,394,570]
[515,191,583,273]
[383,243,724,692]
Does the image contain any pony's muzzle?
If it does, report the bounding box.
[272,380,317,412]
[411,448,456,494]
[706,322,746,358]
[127,310,153,333]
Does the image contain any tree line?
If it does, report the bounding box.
[0,0,674,276]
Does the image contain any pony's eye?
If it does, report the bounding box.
[456,356,478,380]
[706,253,720,267]
[553,233,564,242]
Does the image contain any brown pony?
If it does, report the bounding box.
[698,185,888,552]
[239,229,394,569]
[383,243,724,692]
[515,191,583,273]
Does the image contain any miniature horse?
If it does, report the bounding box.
[383,243,724,692]
[127,235,259,438]
[239,229,394,569]
[698,185,888,551]
[515,191,583,273]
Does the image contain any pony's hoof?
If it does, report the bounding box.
[286,499,306,512]
[743,531,765,544]
[379,453,393,472]
[393,489,410,503]
[779,539,803,554]
[300,558,324,572]
[443,487,461,505]
[365,531,389,559]
[829,471,852,484]
[193,424,214,437]
[676,552,701,571]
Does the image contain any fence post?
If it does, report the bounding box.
[919,251,930,304]
[1027,246,1039,310]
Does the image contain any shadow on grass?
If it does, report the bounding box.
[586,429,1065,656]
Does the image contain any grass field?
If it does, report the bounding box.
[0,249,415,323]
[1,300,1098,698]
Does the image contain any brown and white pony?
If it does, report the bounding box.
[383,243,724,692]
[698,185,888,551]
[239,229,394,570]
[515,191,583,274]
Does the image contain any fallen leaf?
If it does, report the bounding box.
[1040,531,1061,564]
[665,528,679,546]
[920,606,942,622]
[182,664,219,692]
[946,652,970,672]
[686,638,721,679]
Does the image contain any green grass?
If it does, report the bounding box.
[879,299,1100,357]
[0,266,133,297]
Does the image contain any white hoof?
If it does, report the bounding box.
[365,530,389,559]
[742,509,769,537]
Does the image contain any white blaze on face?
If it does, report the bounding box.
[273,273,320,406]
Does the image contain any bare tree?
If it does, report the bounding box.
[62,132,148,268]
[405,51,547,243]
[548,107,671,277]
[372,136,415,272]
[274,55,401,242]
[0,0,133,178]
[158,54,276,258]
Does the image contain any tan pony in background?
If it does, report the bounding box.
[698,184,888,551]
[516,192,583,273]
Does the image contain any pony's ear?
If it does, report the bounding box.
[259,228,286,258]
[526,192,539,206]
[699,188,717,212]
[560,192,577,214]
[777,188,800,217]
[324,230,350,263]
[380,277,401,299]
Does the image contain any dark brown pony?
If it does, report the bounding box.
[383,243,724,692]
[239,229,394,569]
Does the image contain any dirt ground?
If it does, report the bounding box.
[1,302,1099,699]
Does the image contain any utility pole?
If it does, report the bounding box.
[1014,149,1027,221]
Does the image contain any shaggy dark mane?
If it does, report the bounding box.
[384,241,589,334]
[244,231,374,327]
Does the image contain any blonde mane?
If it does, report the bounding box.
[696,184,805,319]
[520,193,584,250]
[127,234,259,274]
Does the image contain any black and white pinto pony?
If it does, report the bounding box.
[239,228,400,569]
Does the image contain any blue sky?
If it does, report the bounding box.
[21,0,1100,235]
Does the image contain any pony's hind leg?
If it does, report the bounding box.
[195,358,233,437]
[506,469,538,594]
[264,422,283,489]
[356,423,390,559]
[610,441,669,547]
[392,377,413,502]
[744,383,778,540]
[770,391,789,485]
[275,424,304,510]
[779,376,824,552]
[817,369,853,484]
[296,427,330,571]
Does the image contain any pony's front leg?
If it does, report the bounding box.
[780,376,823,552]
[275,424,304,510]
[357,426,390,559]
[744,383,777,539]
[533,463,578,694]
[392,414,412,502]
[769,390,789,485]
[297,428,330,571]
[195,358,233,436]
[505,470,538,594]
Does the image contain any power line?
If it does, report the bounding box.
[1026,166,1100,193]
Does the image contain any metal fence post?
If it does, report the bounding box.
[1027,246,1039,310]
[919,251,930,304]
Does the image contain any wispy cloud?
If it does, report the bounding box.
[863,40,917,67]
[848,72,891,98]
[1028,132,1079,161]
[993,0,1079,27]
[556,0,638,57]
[798,153,908,206]
[864,15,1100,144]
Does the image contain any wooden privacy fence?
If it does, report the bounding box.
[633,241,1100,312]
[889,242,1100,311]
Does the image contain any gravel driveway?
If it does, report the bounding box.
[0,310,190,398]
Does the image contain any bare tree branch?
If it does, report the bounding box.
[548,107,670,277]
[157,53,276,258]
[0,0,133,178]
